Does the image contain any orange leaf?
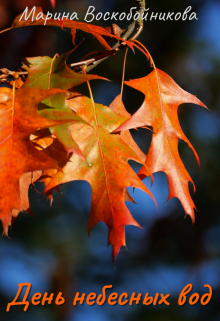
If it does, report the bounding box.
[0,86,76,234]
[114,69,207,221]
[43,94,156,262]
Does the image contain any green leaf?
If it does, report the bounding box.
[23,49,105,159]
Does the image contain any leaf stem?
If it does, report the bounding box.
[120,47,129,98]
[130,39,156,69]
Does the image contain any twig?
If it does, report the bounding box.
[83,0,145,74]
[82,21,137,74]
[0,68,27,77]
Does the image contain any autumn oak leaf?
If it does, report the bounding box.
[0,86,79,234]
[43,94,156,262]
[114,68,207,221]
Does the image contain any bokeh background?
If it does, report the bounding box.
[0,0,220,320]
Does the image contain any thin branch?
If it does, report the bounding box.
[82,21,137,74]
[83,0,146,74]
[0,68,27,77]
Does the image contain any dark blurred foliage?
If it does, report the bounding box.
[0,0,220,320]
